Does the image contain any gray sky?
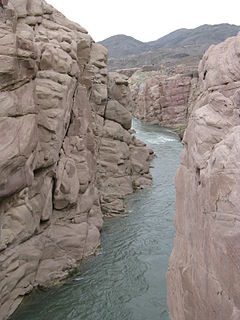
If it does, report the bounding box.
[46,0,240,42]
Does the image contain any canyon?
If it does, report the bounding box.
[0,1,153,319]
[102,25,240,138]
[130,69,199,137]
[102,26,240,319]
[0,1,240,320]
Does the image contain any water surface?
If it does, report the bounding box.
[12,119,182,320]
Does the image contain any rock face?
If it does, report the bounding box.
[131,71,199,136]
[97,121,152,215]
[0,1,153,319]
[167,34,240,319]
[97,72,153,215]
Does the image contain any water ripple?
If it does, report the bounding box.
[12,119,182,320]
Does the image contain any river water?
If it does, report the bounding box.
[12,119,182,320]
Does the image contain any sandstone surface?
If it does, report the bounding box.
[131,70,199,137]
[0,2,153,319]
[167,33,240,320]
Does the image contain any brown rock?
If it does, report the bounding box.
[0,115,37,199]
[167,33,240,320]
[0,0,9,7]
[108,71,133,112]
[105,99,132,130]
[131,71,199,136]
[54,157,79,210]
[0,1,153,319]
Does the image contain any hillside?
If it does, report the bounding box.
[99,34,149,58]
[148,24,240,49]
[99,24,240,70]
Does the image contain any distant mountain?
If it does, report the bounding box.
[99,35,149,59]
[99,24,240,70]
[149,24,240,49]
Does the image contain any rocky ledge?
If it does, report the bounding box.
[0,1,153,319]
[167,33,240,319]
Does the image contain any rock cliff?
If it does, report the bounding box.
[0,1,153,319]
[167,34,240,319]
[131,70,199,137]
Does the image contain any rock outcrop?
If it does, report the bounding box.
[167,34,240,319]
[97,71,153,215]
[0,1,153,319]
[131,70,199,137]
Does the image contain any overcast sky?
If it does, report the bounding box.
[46,0,240,42]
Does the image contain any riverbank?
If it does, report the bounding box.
[12,120,182,320]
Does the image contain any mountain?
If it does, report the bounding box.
[99,24,240,70]
[99,34,149,58]
[148,24,240,49]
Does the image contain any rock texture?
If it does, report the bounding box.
[131,71,199,136]
[0,1,153,319]
[97,71,153,215]
[167,34,240,319]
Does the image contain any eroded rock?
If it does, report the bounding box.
[131,71,199,137]
[0,1,153,319]
[167,32,240,320]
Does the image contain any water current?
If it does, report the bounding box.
[12,119,182,320]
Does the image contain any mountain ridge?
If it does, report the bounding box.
[99,23,240,69]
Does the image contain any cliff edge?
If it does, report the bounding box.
[167,33,240,319]
[0,1,153,319]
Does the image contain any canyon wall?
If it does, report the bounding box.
[131,71,198,137]
[0,1,153,319]
[167,34,240,319]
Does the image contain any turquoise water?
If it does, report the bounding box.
[12,119,182,320]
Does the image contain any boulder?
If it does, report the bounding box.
[105,99,132,130]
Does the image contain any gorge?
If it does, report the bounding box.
[12,120,182,320]
[0,1,240,320]
[130,70,199,138]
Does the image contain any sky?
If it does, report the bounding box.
[46,0,240,42]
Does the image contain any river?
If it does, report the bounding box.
[12,119,182,320]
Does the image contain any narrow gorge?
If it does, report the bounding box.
[0,1,240,320]
[11,120,182,320]
[130,70,199,137]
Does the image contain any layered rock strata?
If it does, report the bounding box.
[167,34,240,319]
[131,71,198,137]
[97,71,153,215]
[0,1,153,319]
